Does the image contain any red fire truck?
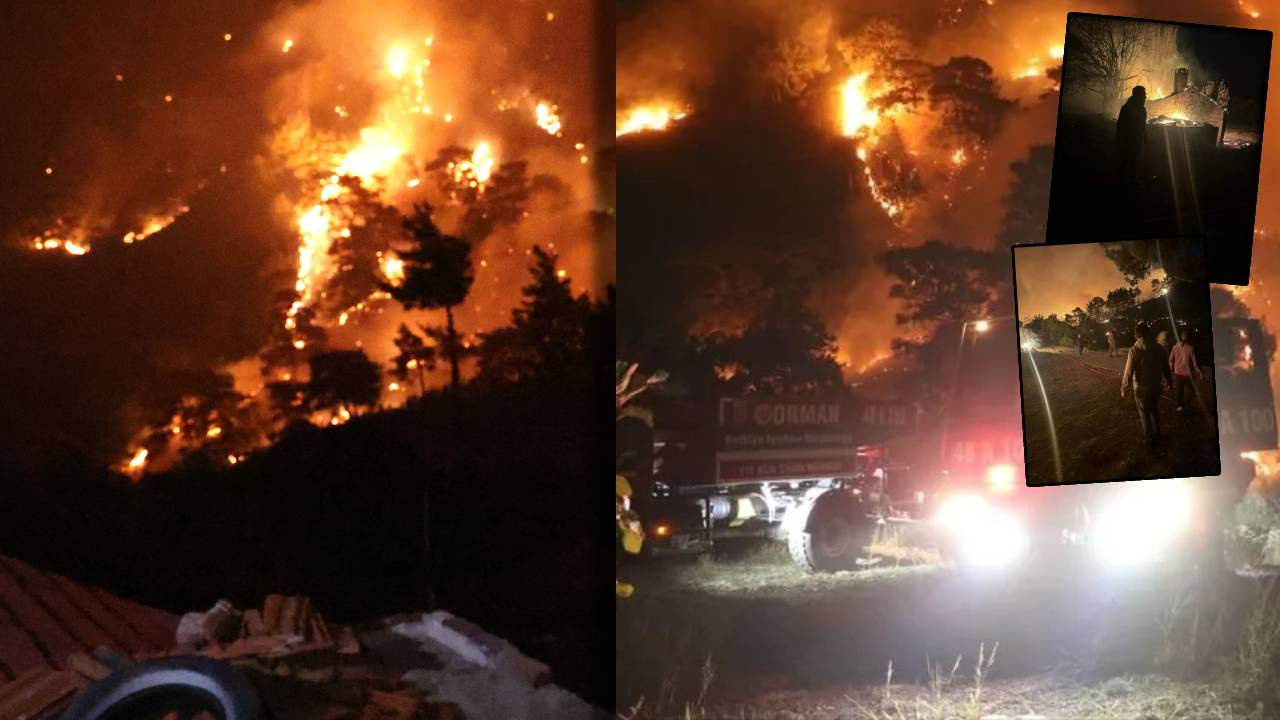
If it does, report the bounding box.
[632,313,1275,574]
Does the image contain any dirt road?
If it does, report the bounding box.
[1020,347,1220,485]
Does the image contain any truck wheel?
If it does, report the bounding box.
[788,498,869,572]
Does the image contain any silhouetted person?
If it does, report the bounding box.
[1121,321,1173,448]
[1075,332,1085,356]
[1169,329,1203,413]
[1106,327,1118,357]
[1116,86,1147,185]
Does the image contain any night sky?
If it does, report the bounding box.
[1178,20,1271,102]
[1014,242,1166,322]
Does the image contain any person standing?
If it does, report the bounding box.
[1121,322,1173,447]
[1116,86,1147,185]
[1106,326,1118,358]
[1168,329,1204,413]
[1076,332,1085,357]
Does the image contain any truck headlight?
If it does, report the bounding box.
[934,493,1028,568]
[1093,479,1192,567]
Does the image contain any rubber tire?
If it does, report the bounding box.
[788,498,870,573]
[58,655,262,720]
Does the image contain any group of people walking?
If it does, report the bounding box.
[1119,322,1203,447]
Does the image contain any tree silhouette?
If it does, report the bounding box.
[928,56,1014,143]
[458,161,534,244]
[390,323,437,396]
[697,286,842,396]
[1105,286,1141,316]
[266,379,309,427]
[384,204,474,394]
[1103,238,1206,285]
[995,146,1053,250]
[306,350,381,417]
[477,246,591,384]
[880,240,1003,329]
[260,301,327,380]
[323,178,405,320]
[1086,296,1107,322]
[426,149,533,244]
[1064,16,1161,109]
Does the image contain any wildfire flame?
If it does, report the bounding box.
[381,253,405,286]
[616,102,689,136]
[123,205,190,244]
[1235,327,1255,371]
[448,142,496,190]
[126,448,148,474]
[279,35,444,336]
[840,73,878,138]
[535,101,562,136]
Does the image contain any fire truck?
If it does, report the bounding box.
[629,312,1276,574]
[629,390,924,572]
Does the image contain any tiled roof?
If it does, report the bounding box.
[0,554,176,680]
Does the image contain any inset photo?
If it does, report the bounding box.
[1048,13,1271,285]
[1014,236,1220,486]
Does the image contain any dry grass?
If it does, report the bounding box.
[660,541,938,601]
[701,670,1243,720]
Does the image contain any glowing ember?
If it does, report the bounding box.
[123,205,190,244]
[616,103,689,136]
[282,38,295,53]
[1048,44,1064,60]
[386,45,411,78]
[535,101,562,136]
[1235,327,1255,371]
[382,254,405,285]
[126,448,148,473]
[448,142,496,190]
[839,73,878,138]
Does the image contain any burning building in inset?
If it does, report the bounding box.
[1147,66,1229,146]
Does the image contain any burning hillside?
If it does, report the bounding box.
[618,0,1280,463]
[617,0,1060,376]
[0,0,609,473]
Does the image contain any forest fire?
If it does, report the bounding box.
[1,0,604,476]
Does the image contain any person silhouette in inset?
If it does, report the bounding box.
[1116,86,1147,186]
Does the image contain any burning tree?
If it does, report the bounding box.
[384,204,474,394]
[390,323,437,396]
[306,350,382,420]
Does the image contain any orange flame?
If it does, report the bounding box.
[616,102,689,136]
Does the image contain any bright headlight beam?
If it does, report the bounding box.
[1024,349,1064,483]
[935,493,1028,568]
[1093,480,1192,567]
